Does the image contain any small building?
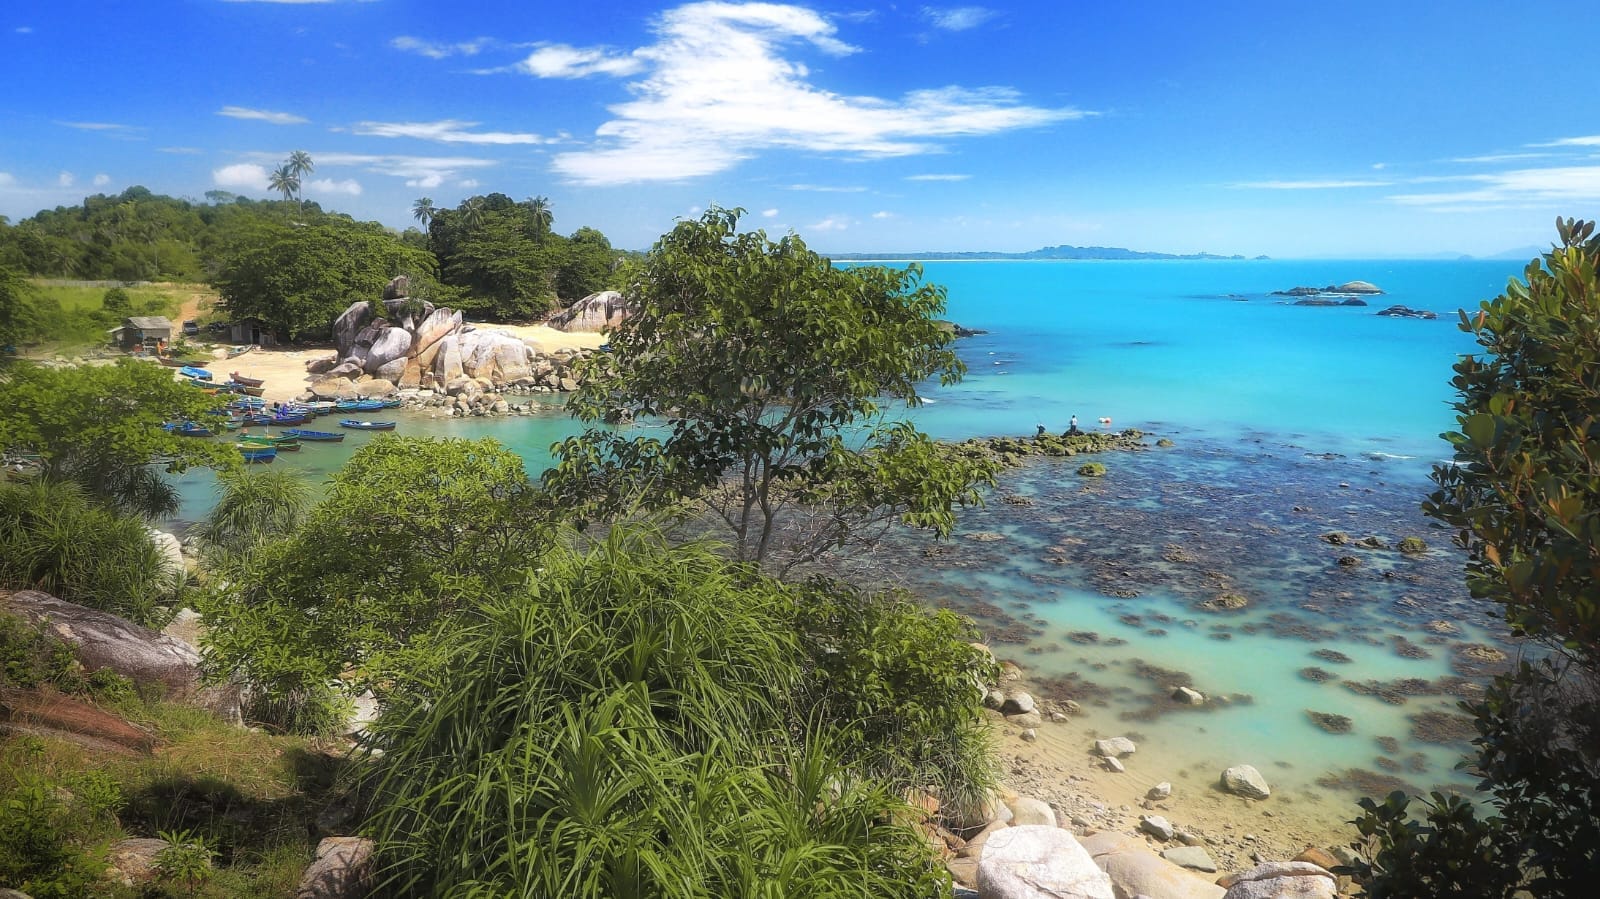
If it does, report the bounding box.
[112,316,173,350]
[228,318,277,347]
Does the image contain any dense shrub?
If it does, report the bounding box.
[365,528,954,898]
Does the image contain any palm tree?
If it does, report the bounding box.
[459,196,485,230]
[286,150,314,213]
[412,197,436,227]
[524,195,553,239]
[267,164,299,209]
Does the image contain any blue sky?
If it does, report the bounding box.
[1,0,1595,257]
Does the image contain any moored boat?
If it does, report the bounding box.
[237,445,276,463]
[238,433,301,450]
[282,429,345,442]
[229,371,265,388]
[178,366,212,381]
[339,419,396,431]
[226,344,256,358]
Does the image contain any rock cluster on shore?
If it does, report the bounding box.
[1272,281,1383,297]
[295,277,612,416]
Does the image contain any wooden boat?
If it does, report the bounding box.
[222,382,265,397]
[229,372,265,388]
[178,366,212,381]
[238,433,300,450]
[333,399,386,412]
[236,445,276,464]
[340,419,396,431]
[158,356,189,368]
[174,422,215,438]
[282,429,345,442]
[228,397,266,410]
[226,344,256,359]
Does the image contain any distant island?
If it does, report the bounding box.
[829,244,1262,261]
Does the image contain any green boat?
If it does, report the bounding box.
[237,433,301,450]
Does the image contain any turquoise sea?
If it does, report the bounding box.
[170,257,1529,826]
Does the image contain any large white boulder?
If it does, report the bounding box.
[362,327,413,375]
[1220,862,1336,899]
[1078,831,1225,899]
[145,527,186,592]
[332,302,371,359]
[977,826,1114,899]
[548,290,632,332]
[1095,737,1137,758]
[1220,765,1271,800]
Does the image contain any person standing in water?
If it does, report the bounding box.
[1068,414,1079,434]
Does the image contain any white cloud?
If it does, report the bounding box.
[519,44,645,78]
[1530,135,1600,148]
[15,26,32,34]
[219,105,309,125]
[307,177,362,195]
[1450,152,1551,164]
[922,6,998,32]
[1389,165,1600,208]
[57,172,74,188]
[872,210,893,218]
[159,147,204,155]
[93,174,111,186]
[351,119,555,145]
[241,151,499,188]
[785,184,867,192]
[1232,179,1392,189]
[458,178,480,188]
[762,207,779,217]
[906,173,970,181]
[546,1,1082,185]
[390,36,493,59]
[0,173,16,187]
[213,163,271,191]
[809,215,851,231]
[55,121,142,139]
[1370,162,1386,170]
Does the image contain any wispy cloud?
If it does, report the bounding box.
[872,210,894,219]
[57,172,74,188]
[390,35,494,59]
[761,208,779,217]
[518,44,645,78]
[922,6,998,32]
[809,215,851,231]
[350,119,556,145]
[93,174,111,187]
[1231,179,1392,190]
[14,26,32,34]
[55,121,143,140]
[1449,152,1551,164]
[0,173,16,187]
[906,173,970,181]
[278,151,499,189]
[218,1,351,5]
[539,1,1083,185]
[1389,165,1600,208]
[785,184,868,193]
[1529,135,1600,148]
[307,177,362,195]
[219,105,308,125]
[159,147,205,155]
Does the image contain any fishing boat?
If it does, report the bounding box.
[283,429,345,442]
[175,422,215,437]
[229,372,265,388]
[340,419,396,431]
[222,381,265,397]
[228,396,266,410]
[226,344,256,359]
[178,366,212,381]
[236,445,276,464]
[238,433,301,450]
[333,399,386,412]
[299,401,337,414]
[158,356,190,368]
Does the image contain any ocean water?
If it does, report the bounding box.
[168,258,1529,814]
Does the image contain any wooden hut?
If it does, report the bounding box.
[113,316,173,351]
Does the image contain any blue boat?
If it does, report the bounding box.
[174,422,214,437]
[339,419,396,431]
[236,445,276,464]
[333,399,387,412]
[283,428,345,442]
[178,366,212,381]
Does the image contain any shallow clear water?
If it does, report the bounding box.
[170,258,1528,809]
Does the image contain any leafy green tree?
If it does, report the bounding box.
[365,527,952,898]
[200,436,547,730]
[523,194,553,238]
[0,262,40,349]
[548,207,998,574]
[267,164,299,207]
[1355,218,1600,896]
[0,360,232,517]
[211,219,436,341]
[411,197,434,227]
[553,225,619,300]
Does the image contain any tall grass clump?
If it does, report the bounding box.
[365,526,952,898]
[190,467,311,565]
[0,479,177,625]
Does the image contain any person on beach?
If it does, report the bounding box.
[1036,423,1048,437]
[1067,414,1079,435]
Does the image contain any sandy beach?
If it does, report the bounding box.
[196,324,605,403]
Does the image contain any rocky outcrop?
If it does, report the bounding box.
[3,590,199,694]
[1376,305,1438,320]
[1078,831,1225,899]
[108,838,181,888]
[296,837,375,899]
[1219,862,1336,898]
[1095,737,1137,758]
[1273,281,1383,297]
[548,290,634,332]
[314,276,594,401]
[977,826,1114,899]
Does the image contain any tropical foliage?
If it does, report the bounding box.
[1353,218,1600,896]
[365,527,953,898]
[0,359,232,517]
[549,206,998,574]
